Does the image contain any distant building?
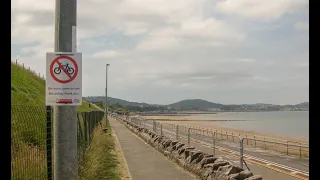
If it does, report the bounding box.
[207,108,221,112]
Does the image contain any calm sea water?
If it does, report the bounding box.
[189,111,309,141]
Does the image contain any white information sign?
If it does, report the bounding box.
[46,52,82,106]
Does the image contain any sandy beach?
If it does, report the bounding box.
[138,115,308,144]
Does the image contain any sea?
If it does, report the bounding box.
[189,111,309,141]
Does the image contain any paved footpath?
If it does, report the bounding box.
[109,117,196,180]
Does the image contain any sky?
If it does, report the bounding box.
[11,0,309,105]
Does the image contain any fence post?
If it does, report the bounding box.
[160,123,163,136]
[246,134,248,145]
[232,132,234,142]
[240,138,244,168]
[87,112,91,142]
[153,120,156,132]
[89,112,93,141]
[83,113,88,148]
[212,131,216,156]
[46,106,52,180]
[299,143,302,158]
[286,141,289,155]
[254,136,256,147]
[176,125,179,140]
[188,128,191,145]
[264,137,266,150]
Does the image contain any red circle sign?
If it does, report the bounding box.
[50,56,78,84]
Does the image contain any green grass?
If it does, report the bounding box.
[79,120,121,180]
[11,63,101,179]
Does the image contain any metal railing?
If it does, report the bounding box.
[116,115,309,171]
[181,125,309,158]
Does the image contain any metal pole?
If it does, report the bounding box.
[212,131,216,156]
[176,125,179,140]
[240,138,244,168]
[105,64,110,125]
[188,128,190,145]
[53,0,78,178]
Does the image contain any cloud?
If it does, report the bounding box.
[216,0,308,21]
[136,17,245,51]
[294,21,309,31]
[92,50,122,58]
[11,0,309,105]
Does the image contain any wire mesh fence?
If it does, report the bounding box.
[11,104,104,180]
[77,111,105,164]
[11,105,47,180]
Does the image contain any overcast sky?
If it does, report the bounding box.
[12,0,309,105]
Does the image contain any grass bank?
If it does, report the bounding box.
[79,119,129,180]
[11,63,100,179]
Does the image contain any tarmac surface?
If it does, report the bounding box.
[110,117,197,180]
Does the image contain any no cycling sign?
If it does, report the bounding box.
[46,52,82,106]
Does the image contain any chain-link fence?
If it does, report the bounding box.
[77,111,104,163]
[12,105,47,180]
[11,104,104,180]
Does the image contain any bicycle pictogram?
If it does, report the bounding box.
[54,63,75,75]
[49,55,78,84]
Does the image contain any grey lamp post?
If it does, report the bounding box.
[105,64,110,125]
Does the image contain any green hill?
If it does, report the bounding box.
[168,99,223,110]
[11,63,99,179]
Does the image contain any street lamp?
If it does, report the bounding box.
[105,64,110,125]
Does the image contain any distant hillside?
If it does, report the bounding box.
[84,95,308,112]
[84,96,151,107]
[295,102,309,109]
[167,99,223,110]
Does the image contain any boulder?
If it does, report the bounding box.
[186,150,202,163]
[214,165,244,180]
[228,170,253,180]
[244,175,263,180]
[199,157,219,168]
[212,161,230,171]
[200,163,215,180]
[174,143,185,151]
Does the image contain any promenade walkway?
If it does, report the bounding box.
[109,117,196,180]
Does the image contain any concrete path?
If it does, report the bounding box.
[109,117,196,180]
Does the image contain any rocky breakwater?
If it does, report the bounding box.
[120,118,263,180]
